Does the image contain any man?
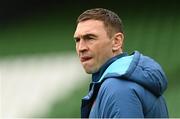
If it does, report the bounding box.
[73,8,168,118]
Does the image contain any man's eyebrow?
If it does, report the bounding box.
[74,34,97,39]
[82,34,97,38]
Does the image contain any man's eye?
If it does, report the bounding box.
[75,38,80,42]
[87,37,94,40]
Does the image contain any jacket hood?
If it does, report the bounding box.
[99,51,168,96]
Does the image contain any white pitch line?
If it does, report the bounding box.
[0,53,89,118]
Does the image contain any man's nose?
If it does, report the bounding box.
[78,39,88,52]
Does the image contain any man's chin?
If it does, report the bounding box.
[85,71,93,74]
[84,69,94,74]
[82,63,99,74]
[83,67,99,74]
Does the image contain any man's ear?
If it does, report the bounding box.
[112,32,124,52]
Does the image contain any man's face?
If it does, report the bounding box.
[74,20,114,74]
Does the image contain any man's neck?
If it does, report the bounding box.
[92,52,127,83]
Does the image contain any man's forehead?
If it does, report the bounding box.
[74,20,105,37]
[74,29,95,39]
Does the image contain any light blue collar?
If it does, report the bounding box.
[98,55,134,83]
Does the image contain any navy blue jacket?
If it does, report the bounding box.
[81,51,168,118]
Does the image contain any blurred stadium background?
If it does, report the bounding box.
[0,0,180,118]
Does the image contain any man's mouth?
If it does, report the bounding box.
[80,56,92,63]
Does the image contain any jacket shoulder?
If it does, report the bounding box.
[94,78,144,118]
[100,77,143,95]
